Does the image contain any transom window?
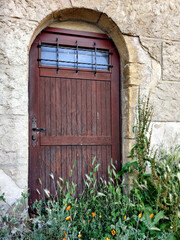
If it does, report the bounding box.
[40,44,109,71]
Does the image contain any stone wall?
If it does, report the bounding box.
[0,0,180,208]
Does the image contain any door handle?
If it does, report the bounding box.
[32,127,46,131]
[31,117,46,147]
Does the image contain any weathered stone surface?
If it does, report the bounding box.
[139,37,162,63]
[151,122,180,148]
[0,0,71,22]
[123,86,138,139]
[0,169,23,206]
[97,13,117,33]
[163,41,180,81]
[123,138,135,164]
[71,0,109,11]
[0,65,28,115]
[151,82,180,122]
[1,165,27,189]
[103,0,180,41]
[0,17,38,65]
[57,8,101,23]
[0,115,28,165]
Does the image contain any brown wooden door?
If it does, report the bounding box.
[29,27,121,204]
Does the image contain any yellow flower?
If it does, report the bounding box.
[149,213,154,219]
[78,234,82,237]
[92,212,96,217]
[124,215,127,220]
[106,238,110,240]
[65,203,67,206]
[66,216,71,221]
[66,205,71,211]
[111,229,116,236]
[99,215,102,218]
[138,213,143,218]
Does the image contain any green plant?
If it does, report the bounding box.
[150,146,180,234]
[119,89,180,238]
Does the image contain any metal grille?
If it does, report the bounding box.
[38,41,113,73]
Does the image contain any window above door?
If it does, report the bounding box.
[41,44,109,71]
[37,28,114,73]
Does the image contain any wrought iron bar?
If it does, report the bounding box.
[94,42,97,75]
[76,41,78,73]
[38,58,113,68]
[56,38,59,73]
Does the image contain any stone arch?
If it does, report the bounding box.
[28,7,140,164]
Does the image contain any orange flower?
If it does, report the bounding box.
[66,205,71,211]
[64,233,67,237]
[66,216,71,221]
[149,213,154,219]
[124,215,127,220]
[62,239,67,240]
[92,212,96,217]
[111,229,116,236]
[78,234,82,237]
[138,213,143,218]
[88,220,90,223]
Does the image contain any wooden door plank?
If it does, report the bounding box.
[50,146,56,194]
[71,79,77,136]
[61,79,67,136]
[92,81,97,136]
[45,146,51,196]
[40,68,111,81]
[66,79,72,136]
[77,80,82,136]
[41,136,112,145]
[106,81,111,136]
[56,78,62,136]
[51,78,56,136]
[101,81,106,136]
[81,80,86,136]
[86,80,92,136]
[96,81,102,136]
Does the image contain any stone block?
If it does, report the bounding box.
[0,169,23,206]
[0,0,71,22]
[71,0,108,11]
[123,86,138,139]
[58,8,101,23]
[139,37,161,63]
[123,138,135,164]
[163,41,180,81]
[123,63,145,87]
[0,17,37,65]
[103,0,180,41]
[97,13,117,33]
[151,122,180,148]
[151,82,180,121]
[1,165,28,189]
[0,115,28,161]
[0,65,28,115]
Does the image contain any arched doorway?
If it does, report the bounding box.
[29,26,121,204]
